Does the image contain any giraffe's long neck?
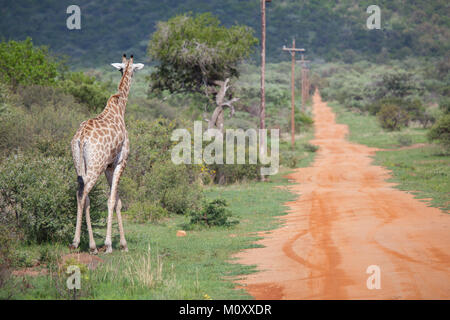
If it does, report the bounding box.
[116,63,132,117]
[101,62,132,119]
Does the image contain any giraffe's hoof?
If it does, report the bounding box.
[104,244,113,254]
[90,247,98,255]
[120,245,128,252]
[69,243,79,250]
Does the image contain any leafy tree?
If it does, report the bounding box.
[0,38,59,90]
[148,13,257,95]
[148,13,257,133]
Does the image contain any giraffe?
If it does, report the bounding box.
[70,54,144,254]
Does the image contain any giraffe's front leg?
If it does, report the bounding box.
[105,175,127,252]
[104,192,115,254]
[104,160,127,254]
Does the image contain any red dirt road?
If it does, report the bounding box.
[235,92,450,299]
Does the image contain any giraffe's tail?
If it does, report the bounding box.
[77,140,86,198]
[77,175,84,198]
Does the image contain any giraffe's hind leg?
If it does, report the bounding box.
[71,174,99,251]
[85,195,98,254]
[71,190,84,250]
[71,142,84,250]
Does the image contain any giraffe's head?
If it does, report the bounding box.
[111,54,144,76]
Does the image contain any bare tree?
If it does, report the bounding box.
[207,78,239,133]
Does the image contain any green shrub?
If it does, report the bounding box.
[396,134,413,147]
[281,150,301,168]
[0,221,19,292]
[403,99,427,124]
[0,38,59,89]
[440,98,450,114]
[142,161,202,215]
[12,250,35,268]
[0,37,109,113]
[0,103,32,153]
[0,85,88,156]
[377,104,410,131]
[206,140,262,184]
[125,118,176,187]
[0,155,107,243]
[303,143,319,153]
[17,85,72,110]
[118,176,141,209]
[210,163,261,184]
[295,112,314,133]
[0,220,33,299]
[126,201,169,223]
[62,257,89,275]
[59,72,110,112]
[39,246,61,266]
[368,97,433,128]
[266,87,290,106]
[189,199,238,227]
[428,114,450,148]
[368,97,404,116]
[121,118,204,214]
[0,82,9,106]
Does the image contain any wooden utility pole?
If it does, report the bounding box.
[260,0,267,158]
[260,0,271,179]
[298,53,310,112]
[304,68,310,105]
[283,39,304,148]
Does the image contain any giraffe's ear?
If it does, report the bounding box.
[111,63,125,70]
[132,63,144,71]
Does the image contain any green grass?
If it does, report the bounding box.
[329,101,449,213]
[329,101,428,149]
[376,146,449,212]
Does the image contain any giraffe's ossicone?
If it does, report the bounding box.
[70,54,144,254]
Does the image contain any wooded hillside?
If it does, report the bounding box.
[1,0,448,66]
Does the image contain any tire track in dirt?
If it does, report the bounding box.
[235,91,450,299]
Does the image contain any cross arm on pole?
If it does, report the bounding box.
[282,46,305,52]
